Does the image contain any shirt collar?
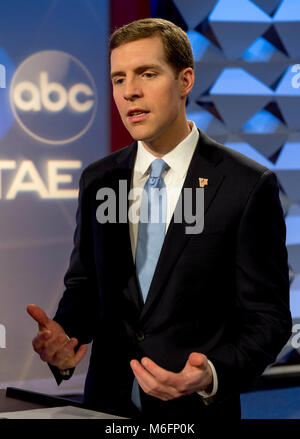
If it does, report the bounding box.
[135,121,199,180]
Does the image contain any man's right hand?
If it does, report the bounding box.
[26,304,87,370]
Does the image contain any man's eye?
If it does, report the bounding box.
[143,72,155,78]
[114,78,124,85]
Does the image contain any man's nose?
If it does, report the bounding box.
[124,78,142,101]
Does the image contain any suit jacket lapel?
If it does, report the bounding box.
[139,130,226,322]
[113,142,145,313]
[113,141,136,268]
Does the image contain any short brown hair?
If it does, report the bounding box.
[109,18,194,76]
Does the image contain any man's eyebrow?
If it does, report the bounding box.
[135,64,163,72]
[110,70,124,79]
[110,64,163,79]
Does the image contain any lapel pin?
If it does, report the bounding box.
[199,178,208,188]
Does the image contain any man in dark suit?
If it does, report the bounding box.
[27,18,292,420]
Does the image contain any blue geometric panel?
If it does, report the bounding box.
[240,110,288,159]
[242,37,284,62]
[276,65,300,96]
[242,109,286,133]
[186,101,228,145]
[209,0,271,59]
[275,66,300,130]
[287,246,300,273]
[211,67,274,95]
[186,30,210,62]
[286,215,300,245]
[209,0,272,21]
[273,0,300,58]
[275,170,300,203]
[251,0,283,15]
[274,0,300,19]
[186,30,225,99]
[290,276,300,318]
[225,136,275,168]
[241,37,289,86]
[275,135,300,169]
[190,63,224,100]
[209,68,274,130]
[173,0,218,29]
[239,136,287,161]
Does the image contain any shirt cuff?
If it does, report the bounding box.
[197,359,218,399]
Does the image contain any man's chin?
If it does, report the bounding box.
[127,131,153,142]
[124,125,154,142]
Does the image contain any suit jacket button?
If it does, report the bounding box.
[136,331,145,342]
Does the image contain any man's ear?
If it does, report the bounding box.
[179,67,194,98]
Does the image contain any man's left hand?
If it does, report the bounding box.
[130,352,213,401]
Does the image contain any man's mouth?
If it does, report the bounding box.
[127,109,150,122]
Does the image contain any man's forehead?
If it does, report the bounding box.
[110,36,167,68]
[111,35,164,52]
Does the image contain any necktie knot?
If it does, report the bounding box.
[149,158,168,179]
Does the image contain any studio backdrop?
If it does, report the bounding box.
[0,0,109,394]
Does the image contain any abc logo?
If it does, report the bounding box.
[10,50,97,145]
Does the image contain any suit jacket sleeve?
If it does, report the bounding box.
[207,169,292,402]
[49,170,100,385]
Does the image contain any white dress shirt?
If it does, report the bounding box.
[129,121,218,400]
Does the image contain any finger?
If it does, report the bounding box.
[130,360,179,401]
[54,340,87,369]
[27,304,50,330]
[53,337,78,363]
[141,357,178,386]
[32,330,52,354]
[41,333,70,361]
[141,357,194,395]
[181,353,212,393]
[72,344,88,367]
[187,352,206,369]
[130,359,156,389]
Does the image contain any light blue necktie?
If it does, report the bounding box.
[131,158,168,410]
[135,158,168,302]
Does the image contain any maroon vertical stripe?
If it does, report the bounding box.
[110,0,151,152]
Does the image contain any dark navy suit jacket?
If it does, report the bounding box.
[52,129,292,419]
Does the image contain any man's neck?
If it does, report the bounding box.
[141,120,192,158]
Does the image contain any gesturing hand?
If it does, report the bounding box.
[27,304,87,370]
[130,352,213,401]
